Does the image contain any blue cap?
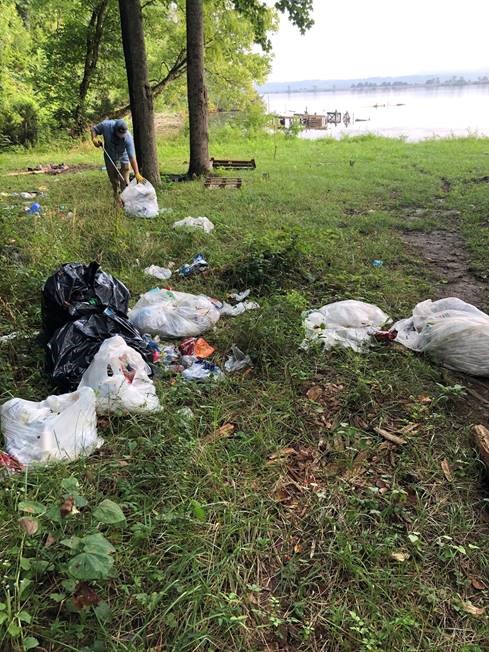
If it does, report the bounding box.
[114,119,128,133]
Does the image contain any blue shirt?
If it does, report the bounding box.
[93,119,136,165]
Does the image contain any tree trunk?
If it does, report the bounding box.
[186,0,210,177]
[118,0,160,187]
[73,0,109,135]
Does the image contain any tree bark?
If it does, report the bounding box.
[118,0,160,187]
[73,0,110,135]
[186,0,210,177]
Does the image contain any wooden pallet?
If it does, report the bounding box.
[210,158,255,170]
[204,176,242,189]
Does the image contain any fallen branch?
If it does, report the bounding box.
[373,426,407,446]
[473,424,489,469]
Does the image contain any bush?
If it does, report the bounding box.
[0,98,40,148]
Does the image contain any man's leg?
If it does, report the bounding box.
[120,162,130,189]
[106,163,120,200]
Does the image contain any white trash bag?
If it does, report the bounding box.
[78,336,160,414]
[121,179,159,218]
[302,299,391,352]
[129,288,220,338]
[173,217,214,233]
[144,265,172,281]
[1,387,100,465]
[393,297,489,376]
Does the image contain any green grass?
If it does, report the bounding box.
[0,127,489,651]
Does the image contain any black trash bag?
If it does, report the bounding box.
[46,308,153,389]
[42,262,130,339]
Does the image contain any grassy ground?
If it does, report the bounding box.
[0,125,489,651]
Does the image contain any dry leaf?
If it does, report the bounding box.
[18,517,38,536]
[418,395,432,404]
[293,543,303,554]
[391,551,410,562]
[73,582,100,610]
[473,424,489,470]
[45,533,56,548]
[268,447,297,462]
[306,386,322,401]
[462,600,486,617]
[202,423,236,445]
[60,496,75,518]
[470,577,487,591]
[441,458,453,482]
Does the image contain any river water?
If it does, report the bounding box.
[261,85,489,141]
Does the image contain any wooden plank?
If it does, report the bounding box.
[204,176,242,189]
[210,158,255,170]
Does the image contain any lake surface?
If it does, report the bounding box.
[261,85,489,141]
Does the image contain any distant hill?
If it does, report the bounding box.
[258,71,489,93]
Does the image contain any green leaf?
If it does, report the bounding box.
[49,593,66,603]
[190,499,207,523]
[7,621,21,637]
[61,477,80,492]
[0,603,6,610]
[24,637,39,651]
[30,560,52,574]
[60,536,82,551]
[45,505,62,524]
[94,601,112,623]
[81,533,115,555]
[19,578,32,597]
[61,579,76,593]
[67,553,114,581]
[93,499,125,525]
[0,613,7,625]
[17,610,31,624]
[20,557,31,571]
[73,494,88,508]
[18,501,45,515]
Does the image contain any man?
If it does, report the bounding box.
[90,119,144,202]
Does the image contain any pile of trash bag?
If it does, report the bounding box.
[41,261,130,338]
[1,387,101,465]
[129,288,220,338]
[302,300,391,352]
[393,298,489,376]
[121,179,159,218]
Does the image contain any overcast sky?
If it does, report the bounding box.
[268,0,489,82]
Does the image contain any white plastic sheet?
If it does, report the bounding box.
[129,288,220,338]
[78,336,160,414]
[302,300,391,352]
[393,298,489,376]
[121,179,159,218]
[173,217,214,233]
[1,387,100,464]
[144,265,172,281]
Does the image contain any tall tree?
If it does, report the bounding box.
[186,0,209,177]
[118,0,160,186]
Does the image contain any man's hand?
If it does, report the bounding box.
[92,138,102,148]
[135,172,146,184]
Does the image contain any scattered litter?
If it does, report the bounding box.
[224,345,252,373]
[1,387,101,465]
[179,337,215,358]
[372,259,383,268]
[0,451,24,474]
[42,261,130,339]
[78,336,160,414]
[178,253,209,277]
[393,298,489,376]
[47,308,153,389]
[220,300,260,317]
[129,288,220,338]
[182,359,223,382]
[302,300,391,352]
[229,289,250,302]
[173,217,214,233]
[25,202,41,214]
[120,179,159,218]
[177,407,194,421]
[144,265,172,281]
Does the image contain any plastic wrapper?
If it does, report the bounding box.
[1,387,101,465]
[78,336,160,414]
[42,262,130,338]
[393,298,489,376]
[129,288,220,338]
[47,308,153,389]
[173,217,214,233]
[302,300,391,352]
[182,360,223,381]
[120,179,159,218]
[144,265,172,281]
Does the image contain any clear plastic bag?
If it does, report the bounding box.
[173,217,214,233]
[121,179,159,218]
[302,300,391,352]
[393,298,489,376]
[78,336,160,414]
[1,387,101,465]
[129,288,220,338]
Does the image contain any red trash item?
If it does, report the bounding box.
[0,451,24,474]
[374,329,398,342]
[179,337,215,359]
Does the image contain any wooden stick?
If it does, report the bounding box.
[373,426,407,446]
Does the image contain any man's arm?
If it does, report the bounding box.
[90,123,103,148]
[126,135,144,182]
